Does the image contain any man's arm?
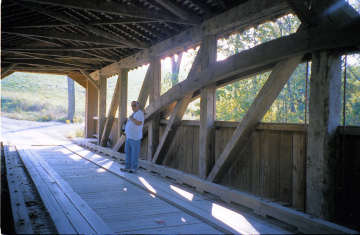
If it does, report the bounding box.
[130,114,142,126]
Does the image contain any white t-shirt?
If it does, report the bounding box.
[125,110,144,140]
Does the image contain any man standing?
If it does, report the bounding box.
[122,101,144,173]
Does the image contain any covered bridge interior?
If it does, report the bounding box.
[1,0,360,234]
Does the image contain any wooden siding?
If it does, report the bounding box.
[335,127,360,231]
[116,120,359,222]
[141,121,306,210]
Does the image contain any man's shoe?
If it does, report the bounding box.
[120,168,130,172]
[128,169,134,173]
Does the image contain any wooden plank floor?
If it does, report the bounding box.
[30,145,223,234]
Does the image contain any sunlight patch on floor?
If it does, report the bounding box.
[170,185,194,201]
[211,203,259,234]
[96,168,107,173]
[138,177,157,194]
[59,148,83,161]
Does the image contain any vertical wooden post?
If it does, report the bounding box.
[147,58,161,161]
[199,35,217,178]
[118,69,128,139]
[85,80,98,138]
[97,73,107,144]
[306,51,341,219]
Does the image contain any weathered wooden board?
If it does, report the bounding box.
[4,146,34,234]
[65,143,292,234]
[17,147,77,234]
[292,133,306,210]
[38,145,223,234]
[149,122,306,207]
[73,139,358,234]
[20,147,114,234]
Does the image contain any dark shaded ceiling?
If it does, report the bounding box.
[1,0,246,74]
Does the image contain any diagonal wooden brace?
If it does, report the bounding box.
[207,55,303,182]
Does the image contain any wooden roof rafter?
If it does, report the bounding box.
[1,0,278,75]
[3,28,132,47]
[19,0,199,25]
[9,19,162,29]
[92,0,291,78]
[4,50,105,63]
[3,45,127,52]
[5,53,97,70]
[18,1,148,49]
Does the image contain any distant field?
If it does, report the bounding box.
[1,64,200,122]
[1,72,86,122]
[0,69,151,122]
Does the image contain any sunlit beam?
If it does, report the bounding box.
[138,177,157,194]
[170,185,194,201]
[211,203,259,234]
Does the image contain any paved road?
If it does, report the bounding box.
[1,116,83,145]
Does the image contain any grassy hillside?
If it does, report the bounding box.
[0,69,148,122]
[1,63,200,123]
[1,72,86,122]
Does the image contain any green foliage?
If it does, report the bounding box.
[199,13,360,126]
[342,55,360,126]
[216,73,268,121]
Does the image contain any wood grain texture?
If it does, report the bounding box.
[207,56,303,182]
[72,140,357,234]
[4,146,34,234]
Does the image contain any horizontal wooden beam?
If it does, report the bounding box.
[154,0,201,23]
[159,119,307,132]
[144,22,360,121]
[287,0,359,27]
[3,59,92,69]
[9,51,95,69]
[3,28,127,46]
[20,0,196,25]
[5,50,107,62]
[10,67,79,71]
[91,0,290,78]
[10,18,162,28]
[3,45,126,51]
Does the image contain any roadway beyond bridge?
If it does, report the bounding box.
[1,118,295,234]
